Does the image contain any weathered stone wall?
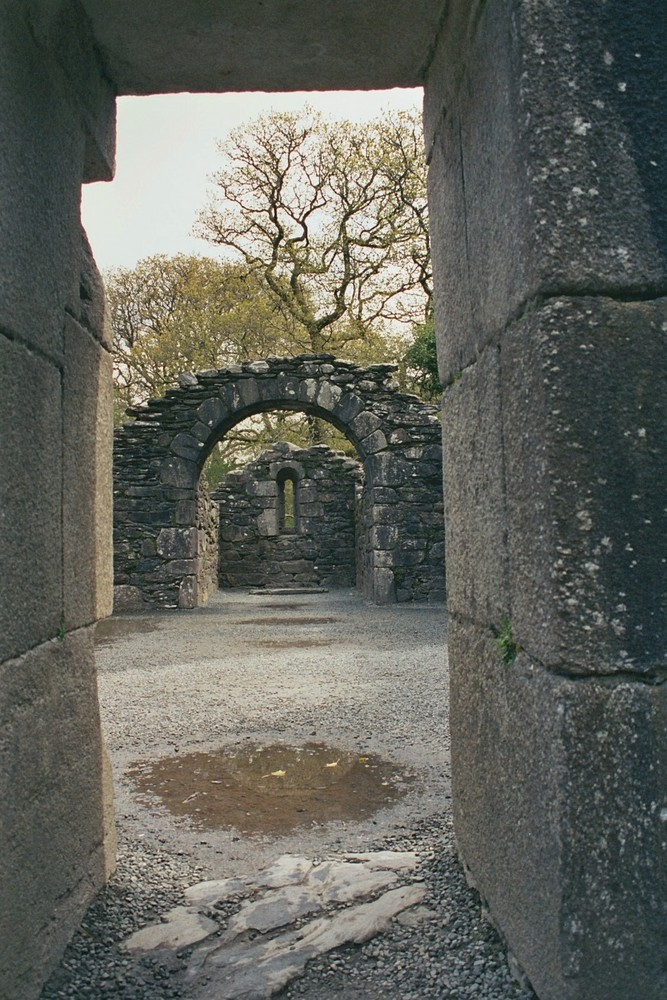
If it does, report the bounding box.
[197,484,219,605]
[113,357,446,607]
[4,4,665,1000]
[425,2,667,997]
[0,5,117,999]
[213,442,360,589]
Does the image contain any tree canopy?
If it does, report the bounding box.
[400,319,441,402]
[107,108,437,479]
[195,107,431,354]
[107,253,298,418]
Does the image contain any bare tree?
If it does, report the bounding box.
[195,108,431,355]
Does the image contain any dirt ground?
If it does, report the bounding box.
[96,587,451,877]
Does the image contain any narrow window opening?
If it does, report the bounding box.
[277,470,299,534]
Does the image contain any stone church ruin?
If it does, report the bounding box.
[113,356,446,607]
[1,3,665,999]
[213,442,362,592]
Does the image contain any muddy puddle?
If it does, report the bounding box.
[126,742,414,836]
[255,603,307,610]
[95,616,157,646]
[253,638,334,649]
[232,616,339,626]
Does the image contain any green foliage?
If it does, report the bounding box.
[494,617,519,665]
[400,319,441,401]
[106,254,300,422]
[195,107,431,353]
[109,108,433,468]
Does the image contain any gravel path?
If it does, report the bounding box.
[41,589,536,1000]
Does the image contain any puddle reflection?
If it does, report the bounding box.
[232,617,340,626]
[126,742,414,836]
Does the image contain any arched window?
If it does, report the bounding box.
[277,469,299,534]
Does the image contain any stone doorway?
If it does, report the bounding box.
[113,355,445,608]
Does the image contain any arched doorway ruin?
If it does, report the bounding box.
[2,4,665,999]
[113,355,445,608]
[213,441,362,591]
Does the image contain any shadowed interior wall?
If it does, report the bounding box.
[2,1,665,998]
[214,442,361,590]
[425,2,667,997]
[0,6,117,999]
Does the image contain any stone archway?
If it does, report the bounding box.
[4,6,666,998]
[113,355,445,608]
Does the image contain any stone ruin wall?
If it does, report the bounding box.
[112,356,446,607]
[197,486,219,604]
[4,6,666,1000]
[213,442,361,590]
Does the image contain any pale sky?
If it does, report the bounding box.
[81,89,423,274]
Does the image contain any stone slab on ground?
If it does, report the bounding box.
[121,851,426,999]
[184,878,248,908]
[121,906,217,952]
[187,884,427,1000]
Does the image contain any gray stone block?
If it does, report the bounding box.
[0,338,62,662]
[449,617,667,1000]
[237,378,260,408]
[175,500,198,524]
[0,7,84,360]
[333,391,365,424]
[297,378,319,404]
[157,527,197,559]
[0,630,113,1000]
[247,480,278,498]
[425,0,667,376]
[274,375,300,401]
[315,380,342,412]
[30,0,116,183]
[369,453,410,486]
[165,559,199,577]
[422,0,482,155]
[502,296,667,676]
[160,456,196,489]
[515,0,667,293]
[179,575,197,609]
[361,429,388,454]
[370,525,399,550]
[78,228,112,348]
[257,510,278,536]
[370,567,396,604]
[170,432,203,461]
[442,348,508,624]
[63,317,113,631]
[219,384,242,411]
[197,397,226,428]
[427,2,529,380]
[281,559,313,575]
[113,585,147,612]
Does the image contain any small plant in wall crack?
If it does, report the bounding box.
[494,616,520,665]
